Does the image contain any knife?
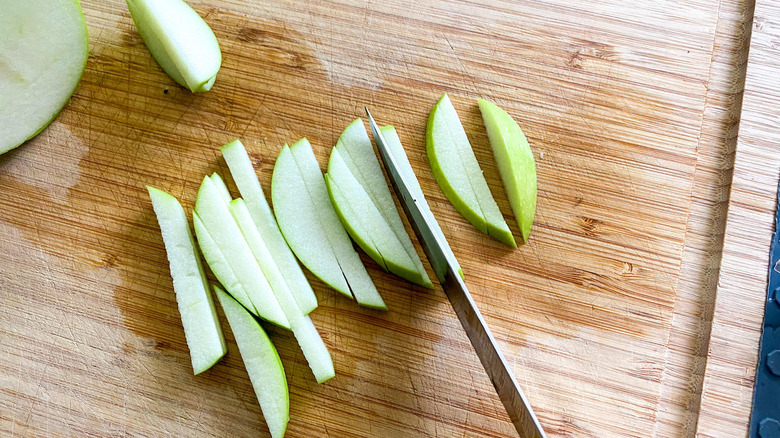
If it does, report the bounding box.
[366,108,547,438]
[749,185,780,438]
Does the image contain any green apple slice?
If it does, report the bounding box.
[272,139,386,310]
[209,172,232,205]
[379,126,464,279]
[326,147,430,287]
[478,99,537,242]
[427,94,516,247]
[0,0,89,155]
[221,140,318,315]
[327,120,432,288]
[192,211,257,315]
[126,0,221,93]
[230,199,334,383]
[214,286,289,438]
[147,187,226,374]
[194,176,289,328]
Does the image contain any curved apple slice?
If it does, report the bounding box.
[272,140,386,310]
[194,176,289,328]
[147,187,226,374]
[379,126,464,279]
[221,140,318,315]
[478,99,537,242]
[0,0,88,154]
[126,0,221,92]
[214,286,289,438]
[427,94,516,247]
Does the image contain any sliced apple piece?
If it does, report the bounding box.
[209,172,232,204]
[147,187,226,374]
[221,140,318,315]
[214,286,289,438]
[0,0,89,154]
[272,139,386,310]
[427,93,516,247]
[478,99,537,242]
[230,199,334,382]
[194,175,289,328]
[126,0,221,92]
[379,126,464,279]
[326,120,432,288]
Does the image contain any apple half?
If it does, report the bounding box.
[325,119,432,288]
[427,94,516,247]
[126,0,221,92]
[214,286,289,438]
[378,126,464,279]
[221,140,318,315]
[272,139,386,310]
[194,175,289,329]
[479,99,537,242]
[0,0,89,155]
[147,186,226,374]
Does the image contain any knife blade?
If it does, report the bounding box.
[366,108,547,438]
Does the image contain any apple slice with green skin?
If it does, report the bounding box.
[326,120,432,288]
[126,0,221,92]
[427,94,516,247]
[214,285,289,438]
[194,175,289,328]
[478,99,537,242]
[272,139,386,310]
[327,147,431,288]
[379,125,464,279]
[230,198,334,383]
[147,187,226,374]
[209,172,232,204]
[221,140,318,315]
[0,0,88,155]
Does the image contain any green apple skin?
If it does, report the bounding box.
[214,286,289,438]
[326,120,432,288]
[0,0,89,155]
[478,99,537,242]
[326,147,430,288]
[426,94,516,247]
[147,187,226,374]
[379,126,464,279]
[230,198,334,383]
[221,140,318,315]
[272,139,387,310]
[194,176,289,329]
[126,0,221,92]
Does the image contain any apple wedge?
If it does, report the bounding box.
[0,0,89,154]
[378,126,463,279]
[147,187,226,374]
[478,99,537,242]
[272,139,386,310]
[427,93,516,247]
[325,120,432,288]
[194,175,289,328]
[230,199,334,383]
[126,0,221,92]
[214,286,289,438]
[221,140,318,315]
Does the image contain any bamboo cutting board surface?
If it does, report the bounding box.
[0,0,764,436]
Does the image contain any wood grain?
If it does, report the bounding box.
[696,0,780,435]
[0,0,761,436]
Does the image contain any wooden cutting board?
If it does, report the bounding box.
[0,0,766,436]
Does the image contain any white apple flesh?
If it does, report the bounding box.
[0,0,89,155]
[194,175,289,328]
[126,0,221,92]
[221,140,318,315]
[272,139,386,310]
[214,286,289,438]
[147,186,226,374]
